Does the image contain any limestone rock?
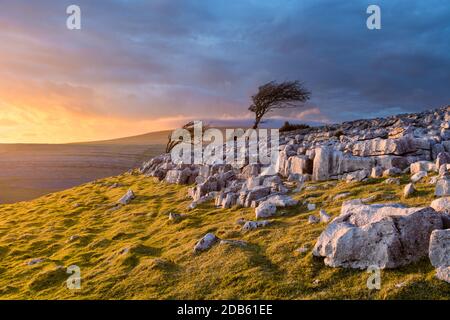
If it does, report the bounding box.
[193,233,219,253]
[313,203,443,269]
[371,166,383,178]
[411,171,427,183]
[403,183,415,198]
[255,202,277,219]
[319,209,331,223]
[118,190,135,205]
[242,220,271,231]
[435,179,450,196]
[429,229,450,269]
[430,197,450,213]
[410,161,436,175]
[308,215,320,224]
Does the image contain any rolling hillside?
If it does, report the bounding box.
[0,171,448,299]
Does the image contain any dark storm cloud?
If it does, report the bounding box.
[1,0,449,124]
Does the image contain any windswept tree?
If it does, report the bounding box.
[249,80,311,129]
[165,121,209,153]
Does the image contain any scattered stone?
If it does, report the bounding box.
[307,203,316,211]
[384,177,400,185]
[236,218,246,226]
[333,192,351,200]
[429,176,439,185]
[403,183,416,198]
[255,202,277,219]
[242,220,271,231]
[410,161,436,175]
[119,247,130,255]
[308,215,320,224]
[319,209,331,223]
[296,246,309,254]
[371,166,383,178]
[435,179,450,196]
[68,235,80,242]
[383,168,402,177]
[118,189,135,205]
[168,212,182,221]
[264,194,298,207]
[345,169,369,183]
[361,195,378,203]
[193,233,219,253]
[411,171,427,183]
[27,258,44,266]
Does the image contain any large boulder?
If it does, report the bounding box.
[313,202,443,269]
[429,229,450,283]
[435,179,450,197]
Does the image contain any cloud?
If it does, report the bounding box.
[0,0,449,142]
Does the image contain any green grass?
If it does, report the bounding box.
[0,171,448,299]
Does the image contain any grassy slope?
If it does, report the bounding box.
[0,172,448,300]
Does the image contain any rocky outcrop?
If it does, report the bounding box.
[140,106,449,208]
[313,201,444,269]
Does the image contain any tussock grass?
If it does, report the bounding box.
[0,172,448,299]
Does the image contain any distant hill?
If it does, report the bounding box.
[75,130,171,146]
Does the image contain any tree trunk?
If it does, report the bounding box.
[252,116,261,129]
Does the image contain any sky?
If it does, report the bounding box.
[0,0,449,143]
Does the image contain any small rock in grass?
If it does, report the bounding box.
[319,209,331,223]
[168,212,182,221]
[308,215,320,224]
[242,220,271,231]
[307,203,316,211]
[296,246,309,254]
[118,189,135,205]
[403,183,416,198]
[68,235,80,242]
[193,233,219,253]
[384,178,400,185]
[26,258,44,266]
[333,192,351,201]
